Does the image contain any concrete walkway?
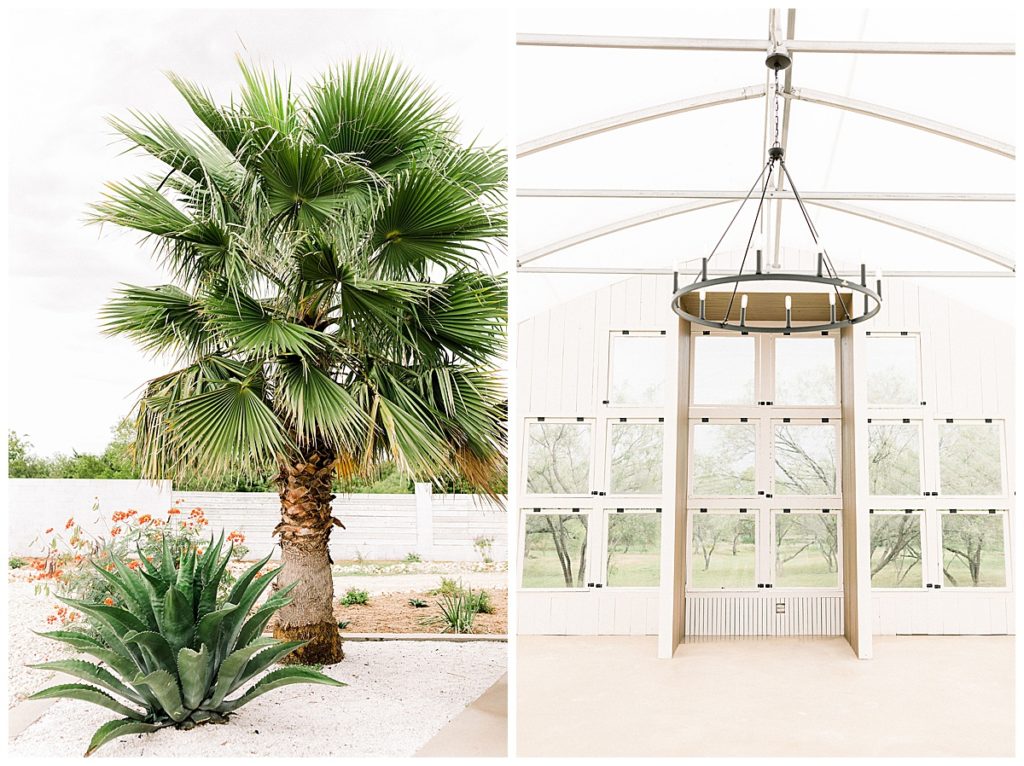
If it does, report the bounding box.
[518,635,1014,757]
[416,674,507,757]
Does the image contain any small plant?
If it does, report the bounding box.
[9,555,27,569]
[424,589,476,634]
[28,534,344,755]
[403,552,422,563]
[408,598,428,608]
[339,587,370,606]
[337,620,350,630]
[429,576,462,597]
[466,589,495,615]
[473,535,495,563]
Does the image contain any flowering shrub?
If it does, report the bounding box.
[30,500,250,614]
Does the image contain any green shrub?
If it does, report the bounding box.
[337,620,350,630]
[429,576,462,597]
[339,587,370,606]
[425,589,476,634]
[9,556,27,569]
[466,589,495,615]
[404,552,422,563]
[408,598,428,608]
[29,534,344,755]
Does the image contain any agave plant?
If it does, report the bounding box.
[28,535,344,755]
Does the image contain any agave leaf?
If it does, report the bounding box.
[30,659,140,703]
[137,568,168,630]
[78,617,150,678]
[176,545,197,603]
[204,637,277,708]
[29,683,146,720]
[62,644,149,697]
[85,718,167,757]
[59,597,149,635]
[196,603,238,650]
[124,631,177,675]
[133,668,188,721]
[110,555,159,629]
[160,535,176,581]
[89,559,154,629]
[163,586,195,653]
[198,546,232,620]
[33,629,107,652]
[217,568,282,657]
[234,640,307,692]
[137,545,162,577]
[177,644,212,709]
[218,666,346,713]
[226,552,274,605]
[235,582,297,647]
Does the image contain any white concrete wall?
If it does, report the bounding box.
[8,481,506,562]
[7,479,173,554]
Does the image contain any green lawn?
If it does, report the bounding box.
[522,549,586,588]
[689,543,756,588]
[870,555,922,588]
[607,551,660,587]
[943,550,1006,588]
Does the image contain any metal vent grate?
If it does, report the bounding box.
[684,594,844,637]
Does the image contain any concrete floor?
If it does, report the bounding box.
[517,635,1014,757]
[416,674,507,757]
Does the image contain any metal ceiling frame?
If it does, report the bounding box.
[516,9,1016,276]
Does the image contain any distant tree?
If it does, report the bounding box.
[8,432,50,478]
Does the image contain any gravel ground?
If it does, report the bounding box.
[8,577,72,707]
[10,640,506,757]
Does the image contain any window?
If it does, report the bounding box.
[691,423,756,496]
[521,511,589,588]
[773,511,840,588]
[609,334,666,406]
[609,421,663,494]
[866,335,921,406]
[692,335,755,405]
[526,421,591,495]
[774,337,837,405]
[868,422,922,496]
[689,511,757,589]
[940,511,1007,588]
[938,422,1004,496]
[773,423,837,496]
[869,511,924,588]
[605,510,661,587]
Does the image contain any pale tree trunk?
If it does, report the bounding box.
[272,448,344,664]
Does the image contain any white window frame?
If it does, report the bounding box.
[688,418,761,500]
[522,417,596,499]
[770,418,843,501]
[600,507,663,589]
[606,417,665,498]
[768,508,844,591]
[867,419,926,498]
[935,509,1012,592]
[935,419,1007,499]
[770,333,841,408]
[868,509,930,591]
[686,507,761,592]
[864,331,924,408]
[519,508,594,591]
[606,330,670,410]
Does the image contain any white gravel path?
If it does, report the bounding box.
[10,640,506,757]
[8,578,72,708]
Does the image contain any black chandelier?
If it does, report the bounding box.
[671,47,882,334]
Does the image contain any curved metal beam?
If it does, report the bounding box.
[517,84,765,158]
[785,87,1015,158]
[805,200,1014,271]
[517,199,1014,271]
[517,199,733,266]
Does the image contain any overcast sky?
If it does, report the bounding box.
[7,6,509,456]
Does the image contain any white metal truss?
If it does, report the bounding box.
[516,9,1015,276]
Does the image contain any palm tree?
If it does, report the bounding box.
[92,55,507,664]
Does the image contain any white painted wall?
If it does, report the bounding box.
[516,273,1015,641]
[7,479,173,554]
[8,481,506,562]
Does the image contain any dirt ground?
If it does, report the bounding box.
[335,589,507,635]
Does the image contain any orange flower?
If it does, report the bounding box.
[110,526,122,537]
[45,527,54,534]
[103,597,114,606]
[138,514,152,525]
[168,508,181,515]
[128,560,140,570]
[190,508,204,519]
[65,518,75,529]
[227,530,246,544]
[46,615,57,624]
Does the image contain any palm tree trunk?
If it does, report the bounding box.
[272,448,343,664]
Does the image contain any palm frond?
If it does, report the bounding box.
[100,285,212,360]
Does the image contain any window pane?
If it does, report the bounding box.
[869,513,923,588]
[867,336,920,405]
[775,337,837,405]
[609,335,666,406]
[692,424,756,495]
[606,513,661,587]
[692,336,755,405]
[774,424,837,495]
[774,513,840,588]
[939,423,1003,495]
[868,423,921,495]
[941,513,1006,588]
[609,422,663,494]
[690,514,756,589]
[522,513,588,588]
[526,422,591,494]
